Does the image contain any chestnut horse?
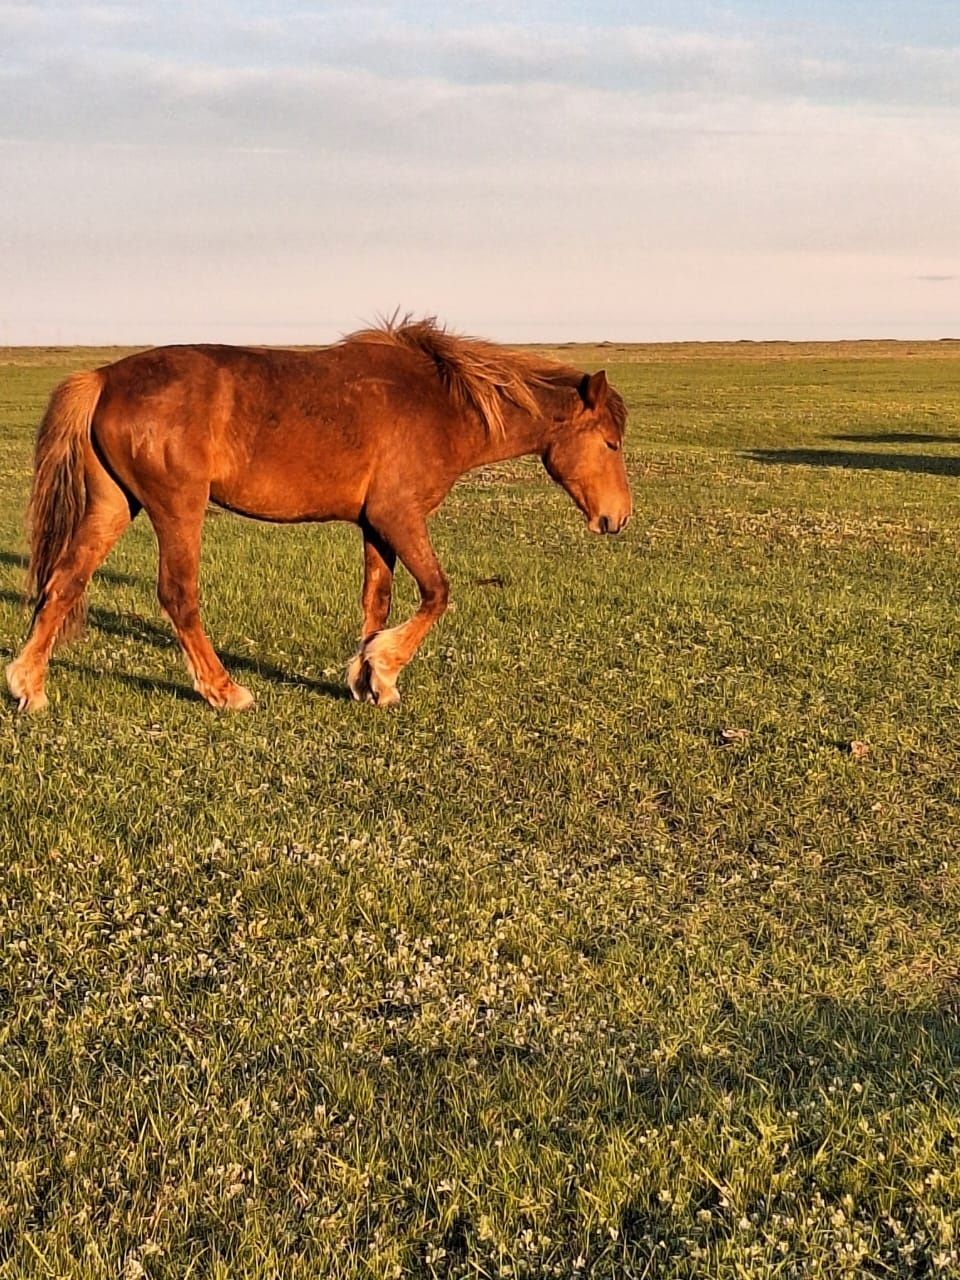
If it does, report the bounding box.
[6,318,631,713]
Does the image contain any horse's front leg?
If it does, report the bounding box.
[347,526,396,702]
[348,518,448,707]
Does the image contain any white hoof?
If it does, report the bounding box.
[202,680,255,711]
[6,661,48,714]
[346,651,401,707]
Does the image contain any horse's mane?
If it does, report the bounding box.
[344,315,564,435]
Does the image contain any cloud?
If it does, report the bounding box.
[4,4,960,106]
[1,3,959,341]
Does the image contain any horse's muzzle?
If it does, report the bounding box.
[589,513,630,535]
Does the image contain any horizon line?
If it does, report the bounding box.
[2,335,960,356]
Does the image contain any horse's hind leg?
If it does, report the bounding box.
[149,503,254,711]
[6,463,135,713]
[347,525,396,702]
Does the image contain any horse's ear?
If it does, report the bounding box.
[579,370,608,410]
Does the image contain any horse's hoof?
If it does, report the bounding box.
[22,691,49,714]
[346,653,369,702]
[369,683,401,708]
[5,660,24,700]
[348,648,400,708]
[6,661,47,714]
[203,681,255,711]
[366,669,401,708]
[222,682,255,711]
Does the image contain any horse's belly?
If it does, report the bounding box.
[209,445,369,523]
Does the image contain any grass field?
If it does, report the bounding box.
[2,341,960,1278]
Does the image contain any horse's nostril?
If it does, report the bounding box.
[599,515,611,534]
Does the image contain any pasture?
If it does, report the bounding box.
[2,341,960,1278]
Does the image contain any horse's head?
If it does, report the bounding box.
[542,371,632,534]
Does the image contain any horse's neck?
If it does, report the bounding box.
[475,381,577,465]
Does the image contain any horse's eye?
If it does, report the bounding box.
[605,440,620,452]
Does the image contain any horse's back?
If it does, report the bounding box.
[88,342,449,522]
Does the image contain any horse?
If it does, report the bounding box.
[5,317,632,713]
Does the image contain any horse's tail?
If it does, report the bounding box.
[26,369,104,645]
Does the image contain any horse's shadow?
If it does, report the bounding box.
[0,588,351,703]
[829,431,960,445]
[743,448,960,477]
[745,429,960,477]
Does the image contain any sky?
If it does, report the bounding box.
[1,0,958,344]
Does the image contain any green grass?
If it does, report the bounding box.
[2,342,960,1278]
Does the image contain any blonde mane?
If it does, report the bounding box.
[345,315,562,435]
